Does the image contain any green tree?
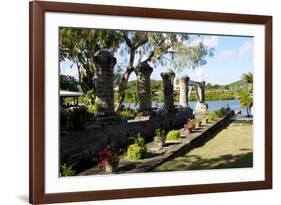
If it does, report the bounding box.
[59,28,122,92]
[60,29,213,111]
[114,31,214,111]
[238,72,253,116]
[241,72,253,84]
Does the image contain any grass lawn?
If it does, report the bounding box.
[153,120,253,171]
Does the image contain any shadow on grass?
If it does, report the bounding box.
[153,120,253,172]
[189,120,234,150]
[154,152,253,172]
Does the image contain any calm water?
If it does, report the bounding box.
[123,99,247,115]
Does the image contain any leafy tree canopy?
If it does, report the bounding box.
[59,28,123,91]
[59,28,214,110]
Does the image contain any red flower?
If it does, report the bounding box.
[96,145,119,169]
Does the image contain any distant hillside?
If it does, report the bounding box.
[127,79,247,91]
[124,79,248,102]
[227,80,248,92]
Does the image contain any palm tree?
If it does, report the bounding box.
[238,72,253,116]
[238,90,253,116]
[241,72,253,84]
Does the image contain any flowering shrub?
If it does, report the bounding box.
[97,145,119,169]
[181,120,193,133]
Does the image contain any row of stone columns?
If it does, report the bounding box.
[92,49,198,117]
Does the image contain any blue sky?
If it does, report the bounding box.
[60,34,254,85]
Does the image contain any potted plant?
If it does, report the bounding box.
[154,128,166,147]
[207,111,218,122]
[97,145,120,173]
[127,133,147,160]
[180,120,193,134]
[191,119,201,128]
[166,130,181,142]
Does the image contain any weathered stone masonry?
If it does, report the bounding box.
[60,108,193,165]
[179,75,189,107]
[60,49,194,166]
[135,62,153,115]
[161,69,175,112]
[93,49,116,115]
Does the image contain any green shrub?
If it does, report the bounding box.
[220,107,228,115]
[166,130,181,141]
[127,144,146,160]
[60,163,76,177]
[207,111,217,122]
[214,107,228,118]
[80,90,95,106]
[117,109,136,119]
[87,104,97,113]
[154,128,166,143]
[127,133,147,160]
[132,133,145,147]
[191,119,200,127]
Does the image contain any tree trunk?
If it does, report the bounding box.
[246,107,249,117]
[115,46,136,112]
[114,70,133,112]
[75,61,82,84]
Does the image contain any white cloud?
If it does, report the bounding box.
[218,50,235,59]
[188,36,219,48]
[194,67,206,81]
[203,36,219,47]
[239,41,254,59]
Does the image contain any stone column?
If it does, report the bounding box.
[195,81,208,115]
[135,62,153,115]
[179,75,189,107]
[200,81,206,102]
[161,69,175,112]
[93,49,116,116]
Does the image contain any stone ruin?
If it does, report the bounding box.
[60,49,208,165]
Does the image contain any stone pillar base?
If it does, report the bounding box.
[195,102,208,115]
[136,109,154,117]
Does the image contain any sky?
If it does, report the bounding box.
[60,34,254,85]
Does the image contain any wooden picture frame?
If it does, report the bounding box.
[29,1,272,204]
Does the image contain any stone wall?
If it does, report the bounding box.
[127,108,193,139]
[60,108,193,165]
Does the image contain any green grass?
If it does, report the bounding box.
[153,121,253,171]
